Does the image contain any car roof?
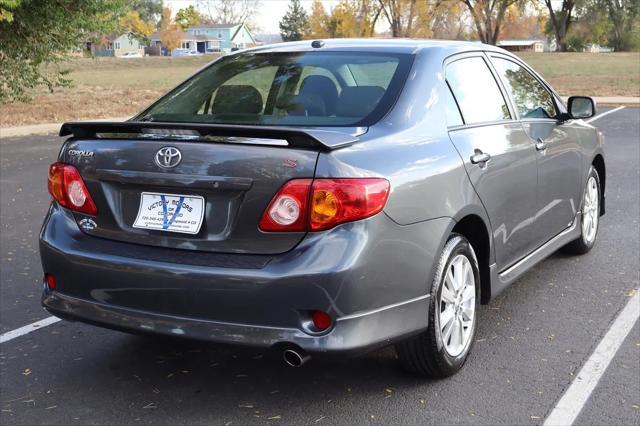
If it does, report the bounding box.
[248,38,506,56]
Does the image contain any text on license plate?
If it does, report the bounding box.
[133,192,205,234]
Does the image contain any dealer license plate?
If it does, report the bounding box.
[133,192,205,234]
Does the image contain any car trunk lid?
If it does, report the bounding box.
[59,121,363,255]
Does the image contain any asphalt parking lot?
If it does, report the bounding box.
[1,107,639,425]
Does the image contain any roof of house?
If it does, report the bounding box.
[187,23,240,30]
[150,30,190,41]
[497,39,545,47]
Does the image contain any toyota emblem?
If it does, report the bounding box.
[155,147,182,168]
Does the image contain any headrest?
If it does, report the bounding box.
[299,75,339,114]
[211,85,263,114]
[335,86,385,118]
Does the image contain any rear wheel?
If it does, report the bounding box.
[563,166,601,254]
[395,234,480,377]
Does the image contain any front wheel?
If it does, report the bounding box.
[395,234,480,377]
[563,166,601,254]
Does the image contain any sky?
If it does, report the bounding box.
[164,0,342,34]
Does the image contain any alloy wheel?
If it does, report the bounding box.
[438,254,476,357]
[582,176,599,244]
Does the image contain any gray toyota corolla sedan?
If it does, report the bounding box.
[40,39,605,377]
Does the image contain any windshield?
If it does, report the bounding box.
[137,51,413,127]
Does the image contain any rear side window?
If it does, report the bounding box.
[138,52,413,127]
[446,57,510,124]
[491,57,557,119]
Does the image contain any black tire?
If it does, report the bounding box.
[562,166,601,255]
[395,234,480,377]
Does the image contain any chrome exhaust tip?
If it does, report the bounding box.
[283,348,310,367]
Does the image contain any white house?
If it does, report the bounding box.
[497,39,545,53]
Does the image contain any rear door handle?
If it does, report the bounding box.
[470,151,491,165]
[535,138,547,151]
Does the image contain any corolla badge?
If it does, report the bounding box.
[155,147,182,168]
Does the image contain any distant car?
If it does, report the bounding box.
[171,48,189,57]
[205,47,222,54]
[172,49,202,57]
[119,51,142,59]
[41,39,605,377]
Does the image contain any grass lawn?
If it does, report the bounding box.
[518,52,640,98]
[1,52,638,128]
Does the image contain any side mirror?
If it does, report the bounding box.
[568,96,597,119]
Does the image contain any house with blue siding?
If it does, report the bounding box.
[186,23,257,53]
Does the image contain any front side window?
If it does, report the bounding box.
[446,57,510,125]
[491,57,556,119]
[139,52,412,126]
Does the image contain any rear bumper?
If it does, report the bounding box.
[40,203,451,353]
[42,290,429,353]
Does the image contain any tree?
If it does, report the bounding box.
[375,0,446,38]
[159,7,182,53]
[333,0,379,37]
[131,0,163,27]
[499,4,546,40]
[540,0,581,51]
[279,0,309,41]
[0,0,21,22]
[431,1,471,39]
[308,0,331,37]
[175,5,201,31]
[459,0,520,44]
[196,0,261,25]
[605,0,640,51]
[0,0,127,102]
[119,10,155,43]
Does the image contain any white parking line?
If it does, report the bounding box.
[544,289,640,426]
[586,106,626,123]
[0,316,61,344]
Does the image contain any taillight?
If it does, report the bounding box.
[47,162,97,215]
[259,178,389,232]
[309,178,390,231]
[258,179,311,231]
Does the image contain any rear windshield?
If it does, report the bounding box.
[137,51,413,127]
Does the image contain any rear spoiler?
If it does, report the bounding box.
[59,121,362,151]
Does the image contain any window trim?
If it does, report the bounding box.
[445,80,464,127]
[443,51,516,129]
[488,52,561,122]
